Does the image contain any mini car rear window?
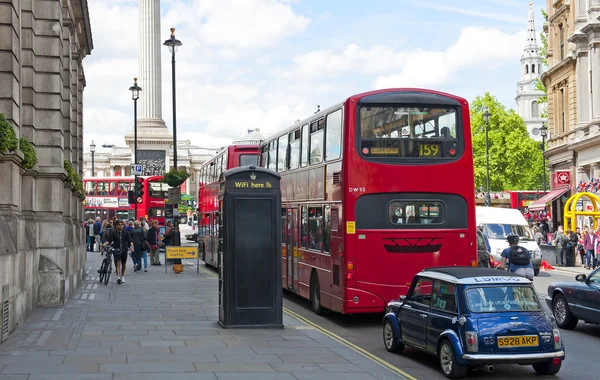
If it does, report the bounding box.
[466,286,541,312]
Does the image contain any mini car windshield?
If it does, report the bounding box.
[466,286,541,312]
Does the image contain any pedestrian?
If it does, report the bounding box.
[553,226,568,267]
[140,217,149,231]
[125,220,134,233]
[85,219,94,251]
[105,219,133,284]
[584,228,594,269]
[567,228,579,267]
[131,221,147,272]
[102,220,113,244]
[93,217,102,251]
[593,227,600,270]
[147,220,161,265]
[533,226,544,246]
[500,233,534,280]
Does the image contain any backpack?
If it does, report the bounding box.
[509,245,530,266]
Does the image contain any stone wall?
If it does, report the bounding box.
[0,0,92,341]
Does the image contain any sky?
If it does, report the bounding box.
[83,0,546,153]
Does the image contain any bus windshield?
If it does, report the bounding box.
[358,106,461,160]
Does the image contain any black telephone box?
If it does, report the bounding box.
[218,165,283,328]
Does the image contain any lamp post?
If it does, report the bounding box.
[164,27,182,250]
[129,78,141,220]
[483,107,491,207]
[90,140,95,177]
[540,123,548,192]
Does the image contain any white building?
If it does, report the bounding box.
[515,2,547,141]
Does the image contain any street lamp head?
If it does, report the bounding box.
[90,140,96,153]
[483,107,491,124]
[163,27,182,54]
[129,77,142,101]
[540,123,548,138]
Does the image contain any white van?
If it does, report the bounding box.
[475,206,541,276]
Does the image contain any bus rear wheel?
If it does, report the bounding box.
[310,272,324,315]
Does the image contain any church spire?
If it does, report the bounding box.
[523,2,539,55]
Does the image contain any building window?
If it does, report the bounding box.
[559,24,565,61]
[531,64,535,73]
[525,65,529,74]
[560,88,566,133]
[532,101,539,118]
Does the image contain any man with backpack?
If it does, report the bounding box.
[499,233,534,280]
[553,226,568,267]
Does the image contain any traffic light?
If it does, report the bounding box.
[135,177,144,203]
[128,190,135,204]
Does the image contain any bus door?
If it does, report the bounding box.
[328,205,343,309]
[286,208,299,291]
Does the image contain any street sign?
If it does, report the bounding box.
[168,187,181,204]
[166,246,198,259]
[131,164,143,175]
[136,197,143,203]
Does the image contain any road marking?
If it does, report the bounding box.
[52,308,63,321]
[89,293,96,300]
[35,331,52,346]
[81,293,88,300]
[284,307,417,380]
[196,265,416,380]
[93,284,99,290]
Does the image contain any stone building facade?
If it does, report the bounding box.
[541,0,600,225]
[0,0,93,341]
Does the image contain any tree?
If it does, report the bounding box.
[471,93,547,191]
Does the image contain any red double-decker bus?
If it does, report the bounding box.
[83,175,173,225]
[260,88,477,314]
[198,144,261,267]
[508,190,548,213]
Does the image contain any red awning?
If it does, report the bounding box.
[528,187,570,211]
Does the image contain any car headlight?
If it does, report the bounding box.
[534,248,541,258]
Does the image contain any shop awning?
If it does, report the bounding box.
[528,187,570,211]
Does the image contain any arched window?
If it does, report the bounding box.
[538,64,541,74]
[532,101,539,118]
[525,65,529,74]
[532,64,535,73]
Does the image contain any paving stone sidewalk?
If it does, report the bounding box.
[0,251,406,380]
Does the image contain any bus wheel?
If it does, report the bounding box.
[310,271,324,315]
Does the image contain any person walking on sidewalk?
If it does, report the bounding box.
[93,217,102,251]
[584,228,595,269]
[147,220,161,265]
[553,226,568,267]
[131,221,148,273]
[106,220,133,284]
[85,219,94,252]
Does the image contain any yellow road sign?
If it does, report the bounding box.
[166,246,198,259]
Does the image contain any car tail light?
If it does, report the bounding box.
[553,328,561,350]
[465,331,478,352]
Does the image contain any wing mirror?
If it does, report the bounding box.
[575,274,587,282]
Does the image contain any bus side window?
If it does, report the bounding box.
[278,134,288,172]
[289,130,300,170]
[308,206,323,251]
[301,206,308,248]
[300,124,308,167]
[222,152,228,171]
[324,205,331,254]
[261,146,268,167]
[325,109,342,161]
[268,141,277,171]
[310,119,324,165]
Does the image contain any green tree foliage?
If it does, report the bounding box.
[0,114,19,154]
[471,93,547,191]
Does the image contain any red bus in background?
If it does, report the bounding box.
[83,175,172,225]
[508,190,548,213]
[260,88,477,314]
[198,144,261,267]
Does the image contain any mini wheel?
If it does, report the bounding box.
[383,319,404,353]
[533,359,562,375]
[439,339,468,379]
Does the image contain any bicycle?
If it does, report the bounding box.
[98,245,114,285]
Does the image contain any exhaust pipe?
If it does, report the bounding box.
[481,364,495,373]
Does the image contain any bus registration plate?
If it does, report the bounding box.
[497,335,538,348]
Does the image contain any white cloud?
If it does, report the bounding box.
[374,27,525,88]
[411,2,523,24]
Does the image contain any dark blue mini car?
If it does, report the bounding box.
[383,267,565,379]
